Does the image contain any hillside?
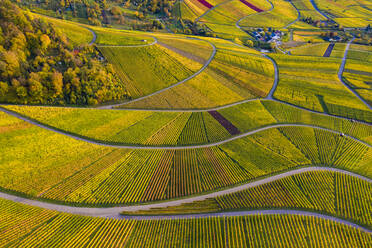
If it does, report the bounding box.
[0,0,371,247]
[0,0,128,105]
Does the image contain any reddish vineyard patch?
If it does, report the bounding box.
[197,0,214,9]
[208,111,240,135]
[239,0,263,12]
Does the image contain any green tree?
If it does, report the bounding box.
[16,86,27,98]
[0,81,8,96]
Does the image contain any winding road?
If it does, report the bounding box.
[262,54,278,99]
[3,8,371,240]
[235,0,273,31]
[309,0,331,20]
[0,167,370,232]
[339,38,371,110]
[0,106,369,149]
[283,0,300,29]
[87,27,97,45]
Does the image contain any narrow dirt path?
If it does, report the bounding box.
[339,38,371,110]
[0,106,369,149]
[0,167,369,223]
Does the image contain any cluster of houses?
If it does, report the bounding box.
[251,28,284,43]
[324,36,342,42]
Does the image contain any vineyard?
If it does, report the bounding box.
[127,171,372,227]
[239,0,298,28]
[4,99,372,146]
[271,54,370,119]
[196,0,270,38]
[120,40,275,109]
[291,0,326,20]
[156,35,214,63]
[314,0,372,27]
[93,28,155,46]
[182,0,211,20]
[0,0,371,246]
[99,44,201,98]
[344,45,372,106]
[0,110,370,206]
[0,197,370,247]
[200,0,266,25]
[290,43,330,57]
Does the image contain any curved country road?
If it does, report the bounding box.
[283,0,300,29]
[339,38,371,110]
[309,0,331,20]
[0,107,369,149]
[98,38,217,109]
[0,167,370,230]
[235,0,273,31]
[87,27,97,45]
[195,0,233,23]
[263,54,278,99]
